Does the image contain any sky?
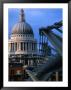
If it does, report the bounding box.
[8,8,62,52]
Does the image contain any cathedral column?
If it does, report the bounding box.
[29,42,31,51]
[30,42,32,51]
[14,43,15,52]
[34,43,36,51]
[23,42,25,51]
[20,42,21,51]
[32,42,34,51]
[23,42,24,50]
[17,42,20,51]
[17,42,18,51]
[19,42,21,51]
[12,43,14,52]
[27,42,28,51]
[28,42,29,51]
[25,42,27,51]
[14,43,15,51]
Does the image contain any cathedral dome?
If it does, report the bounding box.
[12,9,34,35]
[12,22,33,35]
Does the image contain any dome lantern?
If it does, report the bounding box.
[19,9,25,22]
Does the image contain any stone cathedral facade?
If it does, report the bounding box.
[8,9,41,81]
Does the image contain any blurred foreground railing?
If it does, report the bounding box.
[26,20,62,81]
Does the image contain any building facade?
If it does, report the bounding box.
[8,9,40,81]
[8,9,38,64]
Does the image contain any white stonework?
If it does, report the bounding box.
[8,9,37,56]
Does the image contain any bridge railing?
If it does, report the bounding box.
[26,20,62,81]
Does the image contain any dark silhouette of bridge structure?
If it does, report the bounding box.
[26,20,62,81]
